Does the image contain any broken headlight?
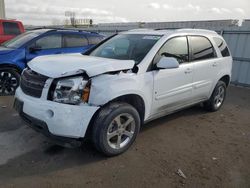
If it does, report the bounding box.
[52,76,88,105]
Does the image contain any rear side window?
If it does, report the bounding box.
[35,34,62,49]
[3,22,21,35]
[155,36,189,64]
[189,36,216,61]
[63,35,88,47]
[87,36,103,45]
[213,37,230,57]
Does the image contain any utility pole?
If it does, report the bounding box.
[0,0,5,19]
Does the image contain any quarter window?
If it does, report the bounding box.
[213,37,230,57]
[189,36,216,61]
[35,35,62,49]
[63,35,88,47]
[155,36,189,64]
[3,22,21,35]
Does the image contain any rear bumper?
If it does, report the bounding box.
[14,87,99,139]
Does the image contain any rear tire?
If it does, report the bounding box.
[92,102,141,156]
[0,68,20,96]
[203,81,227,112]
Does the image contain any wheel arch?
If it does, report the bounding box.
[0,63,23,73]
[219,75,230,87]
[85,94,146,139]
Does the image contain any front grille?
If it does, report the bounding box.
[20,69,49,98]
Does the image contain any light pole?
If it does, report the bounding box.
[0,0,5,19]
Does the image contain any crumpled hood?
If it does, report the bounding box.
[0,47,15,55]
[28,53,135,78]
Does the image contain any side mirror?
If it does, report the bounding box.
[29,46,42,53]
[156,57,179,69]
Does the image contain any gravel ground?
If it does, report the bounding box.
[0,86,249,188]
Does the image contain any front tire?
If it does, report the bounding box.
[204,81,227,112]
[92,102,141,156]
[0,68,20,96]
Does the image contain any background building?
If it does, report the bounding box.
[0,0,5,19]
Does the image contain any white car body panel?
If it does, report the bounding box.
[15,88,99,138]
[89,72,154,120]
[151,63,194,116]
[15,29,232,139]
[28,54,135,78]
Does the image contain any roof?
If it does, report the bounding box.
[122,28,218,36]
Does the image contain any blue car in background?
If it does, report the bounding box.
[0,29,104,95]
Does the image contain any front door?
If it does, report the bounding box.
[151,36,194,115]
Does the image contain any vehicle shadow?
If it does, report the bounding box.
[0,104,209,181]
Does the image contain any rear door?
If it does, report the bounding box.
[26,34,63,62]
[61,34,90,53]
[188,35,218,100]
[152,36,194,115]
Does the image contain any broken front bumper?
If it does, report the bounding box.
[14,87,99,140]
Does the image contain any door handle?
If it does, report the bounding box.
[184,68,192,74]
[212,62,218,67]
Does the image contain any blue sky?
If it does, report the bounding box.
[5,0,250,25]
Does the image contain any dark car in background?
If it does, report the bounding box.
[0,19,25,44]
[0,29,104,95]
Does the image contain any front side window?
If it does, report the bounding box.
[154,36,189,64]
[213,37,230,57]
[89,34,161,64]
[3,22,21,35]
[63,35,88,47]
[35,34,62,49]
[189,36,216,61]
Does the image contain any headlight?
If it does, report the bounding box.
[52,76,89,105]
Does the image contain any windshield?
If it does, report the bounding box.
[89,34,162,64]
[2,31,39,49]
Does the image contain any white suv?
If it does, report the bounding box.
[14,29,232,156]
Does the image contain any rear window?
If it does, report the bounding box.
[63,35,88,47]
[213,37,230,57]
[87,36,103,45]
[189,36,217,61]
[3,22,21,35]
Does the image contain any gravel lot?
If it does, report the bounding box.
[0,86,249,188]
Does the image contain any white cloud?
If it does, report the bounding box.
[6,2,129,25]
[162,4,172,9]
[5,0,249,25]
[158,3,201,12]
[234,8,245,15]
[148,3,161,9]
[221,8,231,13]
[210,7,222,14]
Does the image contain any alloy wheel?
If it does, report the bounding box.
[107,113,136,150]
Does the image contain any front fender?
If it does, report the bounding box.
[88,72,154,120]
[0,49,26,70]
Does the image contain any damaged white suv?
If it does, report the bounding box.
[14,29,232,156]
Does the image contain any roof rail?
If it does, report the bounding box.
[154,28,181,30]
[129,28,154,32]
[29,26,99,34]
[175,28,217,34]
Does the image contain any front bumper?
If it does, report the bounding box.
[14,87,99,139]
